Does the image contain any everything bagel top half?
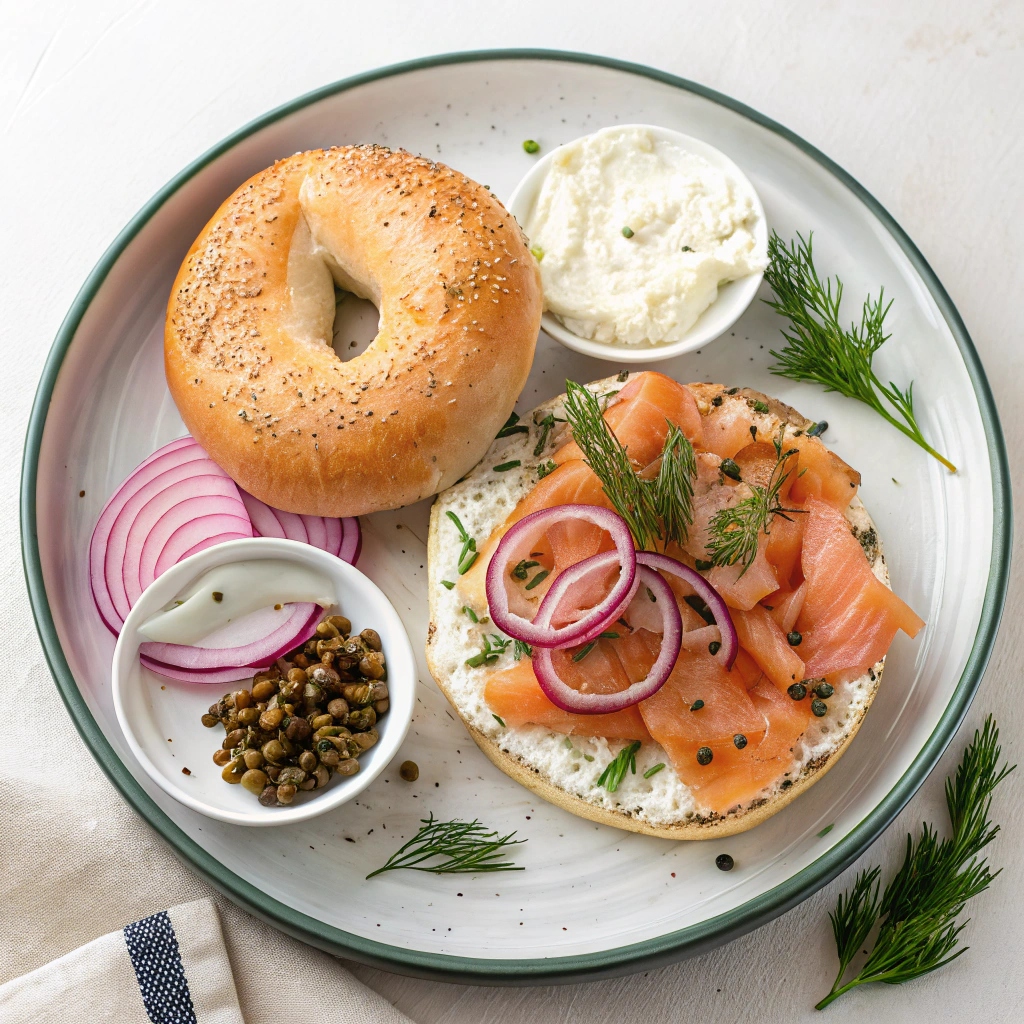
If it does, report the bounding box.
[164,145,543,517]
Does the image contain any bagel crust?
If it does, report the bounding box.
[165,145,542,517]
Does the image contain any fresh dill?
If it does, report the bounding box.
[465,634,512,668]
[446,510,478,575]
[705,425,801,574]
[562,380,697,550]
[597,741,641,792]
[764,230,956,473]
[817,716,1014,1009]
[366,813,526,878]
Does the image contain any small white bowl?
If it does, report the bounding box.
[112,537,415,827]
[507,123,767,362]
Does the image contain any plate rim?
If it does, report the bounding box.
[19,47,1012,983]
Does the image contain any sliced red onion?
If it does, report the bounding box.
[140,603,319,671]
[534,550,640,648]
[139,655,268,685]
[339,518,360,564]
[324,517,343,557]
[533,565,682,714]
[636,551,738,669]
[153,513,253,576]
[485,505,637,649]
[239,490,287,539]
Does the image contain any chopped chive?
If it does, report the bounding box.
[440,580,455,590]
[564,736,574,749]
[817,823,834,838]
[511,559,540,580]
[597,741,641,792]
[681,245,693,252]
[753,400,770,414]
[583,753,595,762]
[646,586,656,602]
[492,714,506,727]
[496,411,529,438]
[644,763,666,779]
[533,413,556,457]
[599,631,620,640]
[806,420,828,437]
[572,641,597,662]
[524,569,549,591]
[462,606,479,623]
[494,460,521,472]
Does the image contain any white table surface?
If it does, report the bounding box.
[2,1,1021,1020]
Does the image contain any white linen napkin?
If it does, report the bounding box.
[0,898,415,1024]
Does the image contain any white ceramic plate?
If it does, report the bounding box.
[112,537,416,827]
[22,51,1009,983]
[507,123,767,361]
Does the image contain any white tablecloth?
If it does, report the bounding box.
[2,1,1021,1020]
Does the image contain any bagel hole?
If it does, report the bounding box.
[331,287,380,361]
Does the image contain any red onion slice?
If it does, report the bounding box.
[239,490,287,539]
[324,517,343,557]
[139,655,268,685]
[339,518,360,564]
[140,603,319,671]
[485,505,637,648]
[533,565,682,714]
[636,551,738,669]
[153,514,252,576]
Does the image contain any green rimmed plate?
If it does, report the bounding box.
[20,50,1010,983]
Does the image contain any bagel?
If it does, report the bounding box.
[165,145,542,517]
[426,376,901,839]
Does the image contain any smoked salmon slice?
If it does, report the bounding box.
[797,498,924,680]
[701,401,755,459]
[788,435,861,511]
[553,372,704,467]
[732,604,805,692]
[484,648,652,740]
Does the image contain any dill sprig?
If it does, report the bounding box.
[817,716,1014,1010]
[764,231,956,473]
[705,425,800,574]
[366,814,526,878]
[562,380,696,550]
[597,741,641,792]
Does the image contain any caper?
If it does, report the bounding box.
[284,717,312,743]
[277,766,307,786]
[327,614,351,635]
[316,638,343,660]
[292,653,310,669]
[327,698,349,719]
[368,681,388,702]
[313,764,331,788]
[343,683,372,706]
[223,728,246,750]
[811,699,828,717]
[310,714,333,730]
[286,666,307,684]
[258,785,278,806]
[208,701,226,719]
[242,749,265,770]
[221,758,245,783]
[298,777,317,790]
[351,729,378,752]
[716,853,734,872]
[815,682,835,699]
[262,739,286,764]
[201,713,219,728]
[237,707,260,726]
[307,663,341,689]
[349,707,377,732]
[359,653,386,680]
[259,707,284,731]
[316,619,341,639]
[360,628,383,651]
[303,681,323,702]
[233,689,252,710]
[696,746,714,766]
[318,748,341,767]
[399,760,419,782]
[276,783,297,804]
[251,679,276,702]
[213,748,231,767]
[787,682,808,701]
[240,768,268,794]
[374,699,390,716]
[313,725,345,741]
[298,750,317,772]
[335,759,360,777]
[266,766,282,783]
[280,679,303,703]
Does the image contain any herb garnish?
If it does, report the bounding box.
[511,559,540,580]
[465,634,512,668]
[366,814,526,878]
[496,411,529,438]
[462,605,479,623]
[537,460,557,479]
[644,763,666,779]
[513,640,532,661]
[533,412,557,457]
[563,380,697,550]
[492,714,506,727]
[817,716,1013,1009]
[598,741,641,792]
[493,460,521,472]
[764,231,955,473]
[523,569,549,591]
[705,425,802,574]
[446,510,478,575]
[440,580,455,590]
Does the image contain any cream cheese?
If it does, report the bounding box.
[140,559,334,645]
[525,126,765,346]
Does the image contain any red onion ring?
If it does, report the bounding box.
[339,518,361,564]
[485,505,637,649]
[139,655,268,685]
[636,551,738,669]
[533,565,682,714]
